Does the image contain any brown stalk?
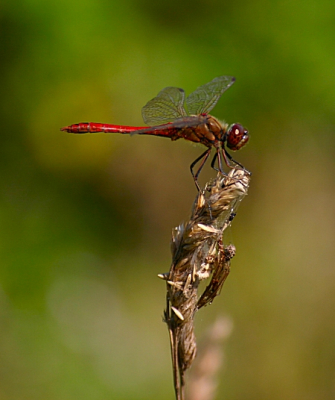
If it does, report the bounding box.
[187,316,234,400]
[158,168,250,400]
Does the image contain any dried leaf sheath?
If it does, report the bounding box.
[159,169,250,400]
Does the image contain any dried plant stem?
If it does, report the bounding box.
[159,168,250,400]
[187,316,234,400]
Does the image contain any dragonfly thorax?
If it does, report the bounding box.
[202,115,228,146]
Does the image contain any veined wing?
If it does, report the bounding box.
[186,76,235,115]
[142,86,188,125]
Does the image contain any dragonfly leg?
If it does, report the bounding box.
[210,152,218,171]
[210,148,227,175]
[190,148,211,191]
[222,147,251,175]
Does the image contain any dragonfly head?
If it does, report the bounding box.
[225,123,249,150]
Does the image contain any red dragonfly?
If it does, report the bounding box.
[61,76,249,190]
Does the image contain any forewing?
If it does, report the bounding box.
[142,86,187,125]
[186,76,235,115]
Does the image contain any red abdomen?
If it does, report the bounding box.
[61,122,147,134]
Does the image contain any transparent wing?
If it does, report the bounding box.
[186,76,235,115]
[142,86,187,125]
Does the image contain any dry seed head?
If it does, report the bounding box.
[162,168,251,393]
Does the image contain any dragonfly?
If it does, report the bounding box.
[61,76,249,190]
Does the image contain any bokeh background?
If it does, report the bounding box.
[1,0,335,399]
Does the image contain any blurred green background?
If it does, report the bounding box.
[1,0,335,399]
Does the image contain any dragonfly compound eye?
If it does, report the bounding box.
[226,123,249,150]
